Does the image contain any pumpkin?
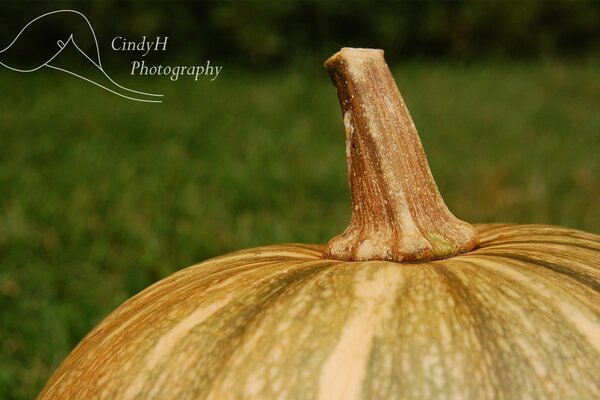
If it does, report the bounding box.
[39,48,600,399]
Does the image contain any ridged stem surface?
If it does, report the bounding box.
[323,48,478,262]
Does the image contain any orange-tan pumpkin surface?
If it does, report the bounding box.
[39,49,600,400]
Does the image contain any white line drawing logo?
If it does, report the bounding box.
[0,9,163,103]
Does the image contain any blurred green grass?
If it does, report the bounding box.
[1,59,599,399]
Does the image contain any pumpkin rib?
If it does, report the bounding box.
[480,239,600,252]
[438,257,600,398]
[481,252,600,293]
[472,223,519,238]
[474,225,600,251]
[456,255,600,357]
[182,249,325,286]
[198,261,333,399]
[202,244,323,265]
[445,259,564,398]
[477,224,598,247]
[432,266,516,398]
[480,241,600,272]
[92,259,334,399]
[475,244,600,270]
[209,259,392,399]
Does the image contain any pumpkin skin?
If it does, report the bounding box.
[39,224,600,399]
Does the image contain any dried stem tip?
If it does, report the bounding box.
[323,48,478,263]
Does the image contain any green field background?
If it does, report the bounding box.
[1,58,599,399]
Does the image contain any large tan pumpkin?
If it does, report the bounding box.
[39,49,600,399]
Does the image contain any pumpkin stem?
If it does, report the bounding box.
[323,48,478,263]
